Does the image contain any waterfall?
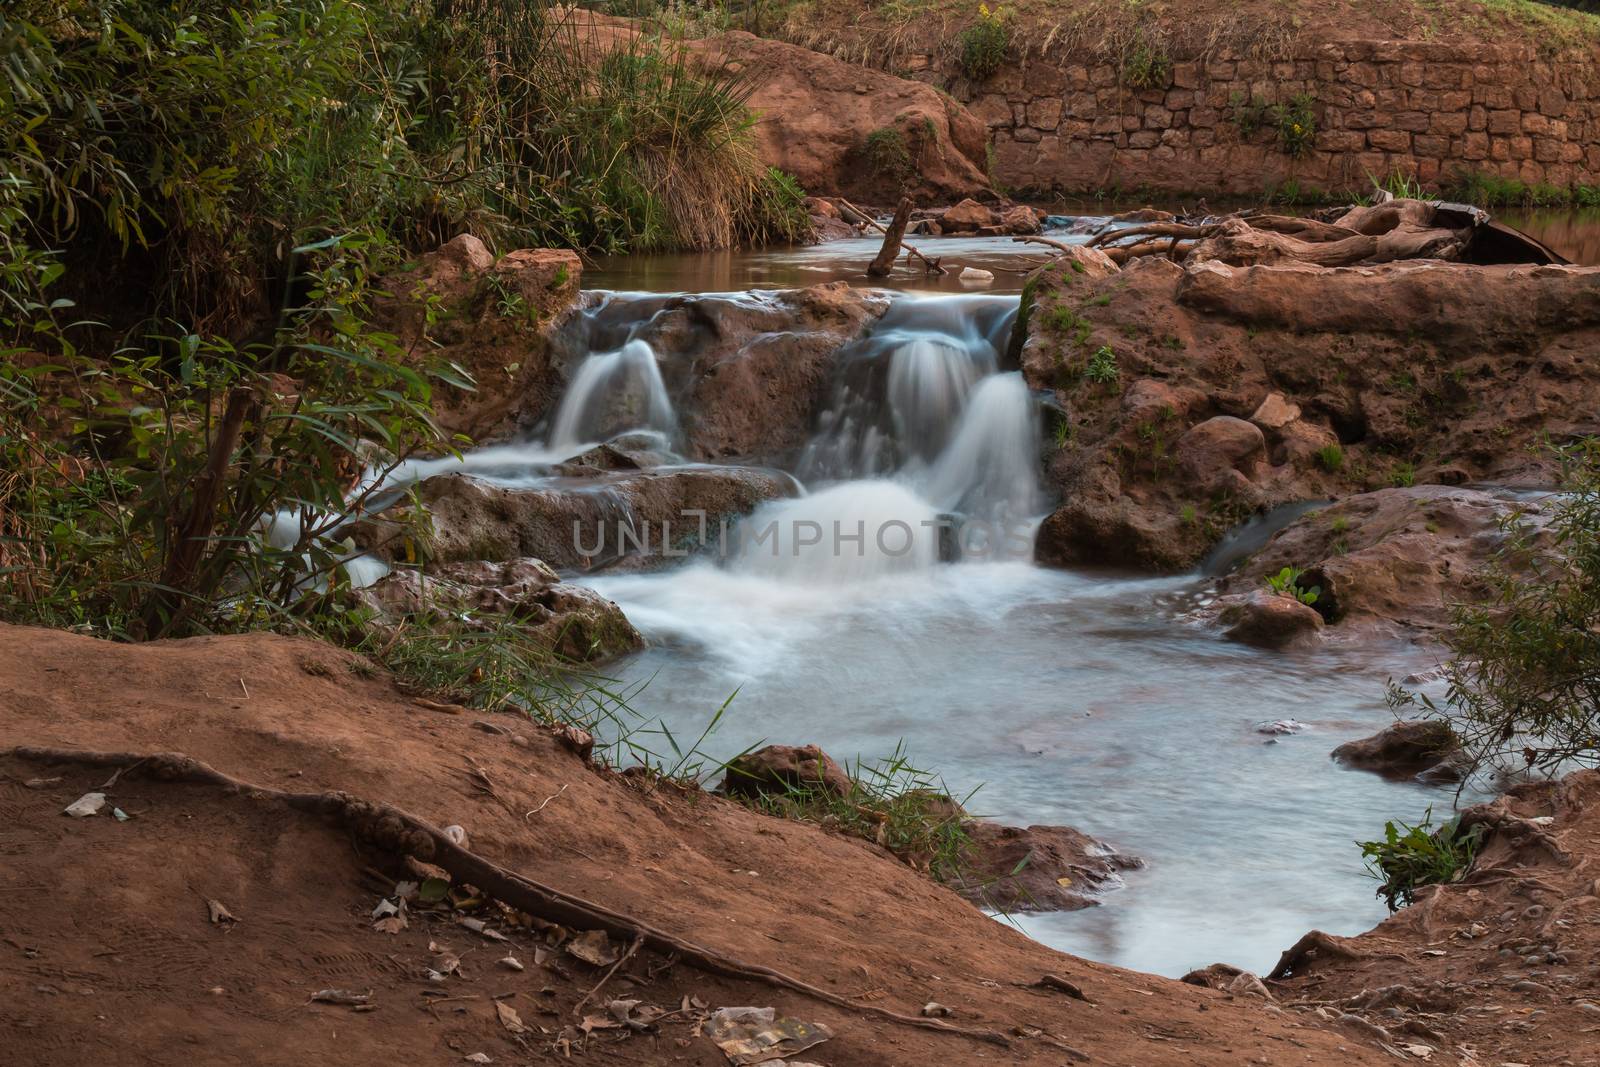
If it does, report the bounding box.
[548,339,675,449]
[887,337,991,463]
[917,372,1043,525]
[729,481,941,584]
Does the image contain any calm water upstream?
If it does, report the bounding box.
[468,219,1535,977]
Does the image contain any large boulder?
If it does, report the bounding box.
[1020,255,1600,571]
[366,465,797,573]
[1212,486,1549,638]
[1332,720,1467,782]
[357,559,640,663]
[1222,592,1325,650]
[720,744,853,800]
[373,236,581,443]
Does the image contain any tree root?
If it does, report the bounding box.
[1268,930,1382,981]
[8,746,1010,1047]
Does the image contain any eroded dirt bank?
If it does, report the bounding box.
[0,623,1394,1066]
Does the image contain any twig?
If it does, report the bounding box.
[99,758,147,791]
[573,934,644,1017]
[239,678,250,700]
[8,745,1010,1048]
[525,784,568,820]
[1010,235,1079,255]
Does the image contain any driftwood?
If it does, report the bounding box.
[835,196,946,275]
[8,745,1011,1047]
[868,197,913,278]
[1083,198,1492,270]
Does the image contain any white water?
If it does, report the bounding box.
[448,286,1455,977]
[548,338,675,450]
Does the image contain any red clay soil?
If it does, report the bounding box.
[0,624,1414,1065]
[1270,770,1600,1067]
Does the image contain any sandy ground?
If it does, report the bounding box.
[0,622,1558,1065]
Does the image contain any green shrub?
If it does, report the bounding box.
[1122,41,1171,89]
[1315,442,1346,472]
[862,127,914,185]
[1085,344,1119,383]
[958,4,1010,82]
[1273,93,1317,158]
[1389,439,1600,774]
[1265,565,1320,606]
[1360,808,1485,911]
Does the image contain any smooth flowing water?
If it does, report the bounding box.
[458,233,1469,978]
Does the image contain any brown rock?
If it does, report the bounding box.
[949,822,1142,913]
[1332,720,1463,779]
[1000,205,1042,235]
[1177,416,1267,490]
[357,559,641,663]
[1249,392,1303,433]
[721,744,852,799]
[1222,593,1325,649]
[942,198,999,233]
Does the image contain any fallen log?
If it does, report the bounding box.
[8,745,1011,1047]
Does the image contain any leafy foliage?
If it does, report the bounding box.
[863,127,915,185]
[1360,808,1485,911]
[958,3,1010,82]
[1084,344,1119,384]
[1389,440,1600,775]
[1266,565,1321,606]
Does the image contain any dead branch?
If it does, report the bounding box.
[868,197,913,278]
[1088,222,1219,248]
[9,745,1009,1048]
[835,197,946,275]
[1010,235,1079,254]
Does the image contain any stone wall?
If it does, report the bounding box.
[914,41,1600,196]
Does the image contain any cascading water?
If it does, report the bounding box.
[420,274,1453,980]
[547,338,676,450]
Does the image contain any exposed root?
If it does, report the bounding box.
[8,745,1011,1048]
[1268,930,1383,981]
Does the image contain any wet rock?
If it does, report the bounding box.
[385,466,796,572]
[565,283,890,464]
[357,559,641,663]
[948,822,1143,913]
[720,745,853,800]
[1222,593,1324,650]
[1332,720,1465,781]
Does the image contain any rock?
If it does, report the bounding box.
[1181,962,1244,989]
[1332,721,1464,780]
[720,744,853,800]
[1222,593,1325,649]
[947,822,1142,913]
[1226,971,1274,999]
[1019,254,1600,572]
[371,465,797,573]
[356,559,641,663]
[1249,392,1302,434]
[959,267,995,286]
[560,283,890,463]
[574,17,989,203]
[1257,719,1309,735]
[999,205,1041,235]
[941,199,998,233]
[1176,416,1267,492]
[1215,486,1548,636]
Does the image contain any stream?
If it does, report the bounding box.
[421,224,1484,979]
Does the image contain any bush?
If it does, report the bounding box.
[1360,808,1485,911]
[1122,40,1171,89]
[958,4,1010,82]
[1389,439,1600,775]
[863,127,915,186]
[1085,344,1119,383]
[1273,93,1317,158]
[1265,565,1320,606]
[1315,442,1345,472]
